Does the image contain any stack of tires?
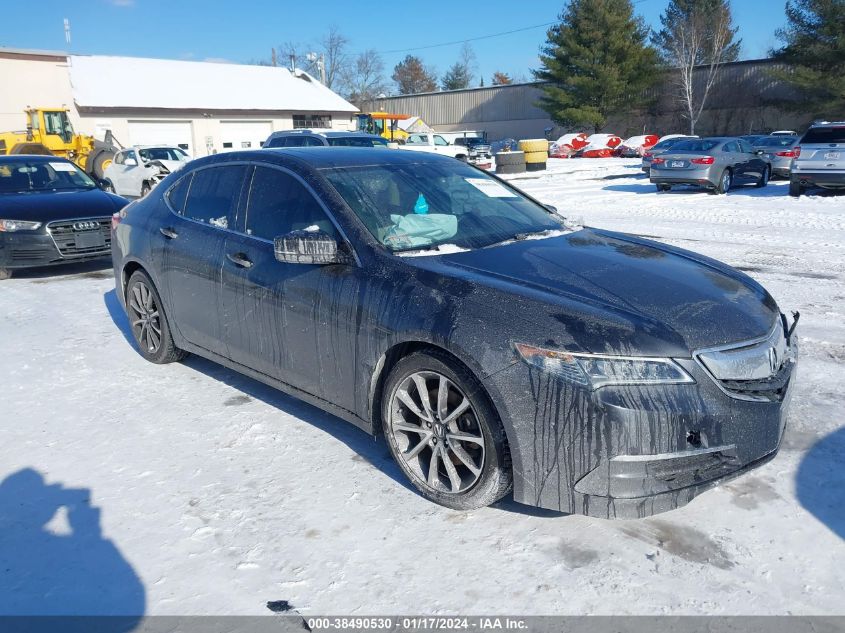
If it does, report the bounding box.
[518,139,549,171]
[495,151,526,175]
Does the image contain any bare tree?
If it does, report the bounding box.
[343,49,388,106]
[279,26,350,89]
[653,0,741,134]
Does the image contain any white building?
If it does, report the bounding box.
[0,47,358,156]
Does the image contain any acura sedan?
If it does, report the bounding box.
[112,148,797,518]
[0,155,128,279]
[650,137,772,193]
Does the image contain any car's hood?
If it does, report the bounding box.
[148,160,187,174]
[408,228,779,355]
[0,188,128,223]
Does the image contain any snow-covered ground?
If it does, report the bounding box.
[1,158,843,617]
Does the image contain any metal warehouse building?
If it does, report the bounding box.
[0,48,358,156]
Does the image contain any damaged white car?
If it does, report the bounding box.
[103,146,190,197]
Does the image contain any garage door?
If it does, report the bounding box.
[127,121,194,156]
[219,120,273,152]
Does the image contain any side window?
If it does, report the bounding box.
[407,135,422,144]
[244,167,337,241]
[434,135,448,146]
[266,136,286,148]
[303,136,324,146]
[285,137,305,147]
[724,142,737,153]
[166,173,193,214]
[738,140,752,153]
[182,165,247,229]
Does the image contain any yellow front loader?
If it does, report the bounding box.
[0,108,118,179]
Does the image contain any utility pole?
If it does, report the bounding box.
[63,18,71,46]
[271,47,277,67]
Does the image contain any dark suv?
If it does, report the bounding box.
[263,130,389,148]
[111,148,796,518]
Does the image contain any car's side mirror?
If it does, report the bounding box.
[274,230,352,265]
[125,158,138,166]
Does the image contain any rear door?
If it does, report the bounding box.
[153,164,248,355]
[219,164,360,410]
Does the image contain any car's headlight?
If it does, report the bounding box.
[0,219,42,232]
[515,343,694,389]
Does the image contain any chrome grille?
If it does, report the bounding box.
[47,217,111,257]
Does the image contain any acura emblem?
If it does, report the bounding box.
[73,221,99,231]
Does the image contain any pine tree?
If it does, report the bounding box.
[534,0,659,131]
[392,55,438,94]
[442,62,471,90]
[772,0,845,117]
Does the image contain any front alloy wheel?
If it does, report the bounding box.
[382,351,512,510]
[389,371,485,494]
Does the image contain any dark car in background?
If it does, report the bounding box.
[452,136,493,168]
[650,137,772,193]
[111,148,796,518]
[0,155,128,279]
[263,130,389,148]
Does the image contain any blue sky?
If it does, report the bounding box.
[1,0,789,89]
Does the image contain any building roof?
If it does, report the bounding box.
[68,55,358,113]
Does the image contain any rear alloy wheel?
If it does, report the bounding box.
[383,352,512,510]
[716,169,732,194]
[789,179,803,197]
[126,270,186,364]
[756,165,771,188]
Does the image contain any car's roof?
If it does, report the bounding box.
[0,154,70,163]
[127,145,183,150]
[199,147,456,170]
[267,130,383,139]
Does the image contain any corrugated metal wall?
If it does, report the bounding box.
[362,59,805,138]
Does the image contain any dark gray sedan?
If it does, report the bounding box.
[650,137,772,193]
[752,136,800,179]
[111,148,797,518]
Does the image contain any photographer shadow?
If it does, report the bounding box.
[0,468,145,627]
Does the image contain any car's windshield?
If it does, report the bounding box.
[326,136,389,148]
[0,160,96,194]
[323,160,563,252]
[139,147,189,161]
[670,139,721,152]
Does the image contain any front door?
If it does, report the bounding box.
[220,164,361,410]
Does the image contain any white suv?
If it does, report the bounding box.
[790,122,845,197]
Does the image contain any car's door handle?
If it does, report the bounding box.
[226,252,253,269]
[159,227,179,239]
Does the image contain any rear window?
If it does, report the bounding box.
[669,139,720,152]
[801,126,845,144]
[758,136,798,148]
[652,138,687,150]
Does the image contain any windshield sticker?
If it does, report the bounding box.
[465,178,517,198]
[49,162,77,172]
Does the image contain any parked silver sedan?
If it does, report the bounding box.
[650,137,772,194]
[751,135,799,179]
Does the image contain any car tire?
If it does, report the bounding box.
[656,184,671,192]
[91,150,115,180]
[0,267,12,280]
[125,270,187,364]
[495,163,525,175]
[382,350,513,510]
[494,151,525,166]
[140,182,151,197]
[716,168,732,194]
[518,139,549,153]
[525,162,547,171]
[756,165,771,188]
[789,179,803,197]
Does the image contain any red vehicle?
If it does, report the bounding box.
[578,134,622,158]
[549,133,588,158]
[617,134,659,157]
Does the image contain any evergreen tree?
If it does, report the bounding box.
[392,55,438,94]
[442,62,471,90]
[534,0,659,131]
[772,0,845,117]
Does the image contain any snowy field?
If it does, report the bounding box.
[1,158,844,617]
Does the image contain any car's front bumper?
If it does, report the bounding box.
[0,227,111,270]
[483,353,793,519]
